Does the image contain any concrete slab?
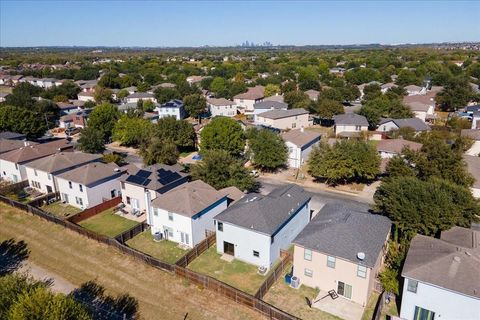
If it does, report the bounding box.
[312,290,364,320]
[220,254,234,262]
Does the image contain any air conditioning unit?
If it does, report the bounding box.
[290,276,300,289]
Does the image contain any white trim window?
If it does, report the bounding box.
[357,265,367,278]
[304,249,312,261]
[304,268,313,277]
[75,197,83,206]
[407,279,418,293]
[168,212,174,221]
[327,256,336,268]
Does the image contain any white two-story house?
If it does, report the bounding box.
[56,162,126,209]
[24,152,101,194]
[400,227,480,320]
[207,98,237,117]
[255,108,310,130]
[125,92,157,104]
[155,99,186,120]
[281,128,321,168]
[233,85,265,115]
[214,184,312,270]
[150,180,228,248]
[333,113,369,137]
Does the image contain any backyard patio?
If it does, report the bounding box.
[41,201,82,218]
[79,208,140,237]
[125,230,187,264]
[187,245,269,295]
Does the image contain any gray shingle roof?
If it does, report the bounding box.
[293,203,391,268]
[25,152,101,174]
[257,108,309,120]
[215,184,311,236]
[333,113,369,126]
[379,118,430,131]
[158,99,183,109]
[127,92,155,99]
[56,162,121,186]
[253,100,288,110]
[281,129,321,148]
[464,155,480,189]
[0,131,26,140]
[402,228,480,299]
[121,163,189,192]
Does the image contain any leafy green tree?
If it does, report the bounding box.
[112,115,153,147]
[308,140,380,185]
[77,127,105,153]
[362,83,382,101]
[209,77,227,95]
[153,87,181,104]
[374,176,480,237]
[281,81,297,93]
[297,66,320,91]
[140,138,179,165]
[344,68,381,85]
[264,84,281,97]
[436,76,477,111]
[200,117,245,156]
[153,116,195,149]
[4,82,42,108]
[0,105,47,138]
[142,100,155,112]
[183,94,207,118]
[396,69,421,86]
[87,103,121,141]
[284,91,311,109]
[191,149,256,191]
[94,86,113,103]
[42,81,80,100]
[358,96,413,127]
[136,82,150,92]
[312,98,344,119]
[246,128,287,171]
[102,153,125,165]
[117,89,129,100]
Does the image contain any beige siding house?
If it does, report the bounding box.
[292,203,391,308]
[254,109,310,130]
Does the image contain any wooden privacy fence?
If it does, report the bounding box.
[373,291,387,320]
[115,222,150,244]
[0,195,299,320]
[0,180,29,195]
[255,250,293,299]
[175,232,216,267]
[175,267,300,320]
[68,196,122,223]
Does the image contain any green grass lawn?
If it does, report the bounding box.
[362,291,399,320]
[263,263,342,320]
[126,231,187,263]
[187,245,267,295]
[41,202,82,218]
[79,208,140,237]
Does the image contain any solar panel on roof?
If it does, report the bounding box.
[126,175,147,185]
[136,170,151,178]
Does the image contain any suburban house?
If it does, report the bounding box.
[281,128,321,168]
[24,152,101,194]
[0,139,37,155]
[377,118,430,133]
[254,108,310,130]
[186,75,205,86]
[155,99,186,120]
[0,131,26,140]
[125,92,157,104]
[75,80,98,93]
[0,139,72,183]
[233,85,265,115]
[333,113,369,137]
[214,184,312,269]
[403,95,436,122]
[304,90,320,101]
[376,139,423,158]
[59,110,91,128]
[400,228,480,320]
[207,98,237,117]
[463,155,480,198]
[253,100,288,115]
[292,203,391,307]
[56,162,126,209]
[77,92,95,102]
[404,85,427,96]
[120,164,189,214]
[380,83,397,93]
[56,102,81,115]
[358,81,382,99]
[263,94,285,103]
[149,180,228,248]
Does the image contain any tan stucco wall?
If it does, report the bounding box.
[256,114,310,130]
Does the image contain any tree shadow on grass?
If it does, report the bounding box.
[71,280,139,320]
[0,238,29,276]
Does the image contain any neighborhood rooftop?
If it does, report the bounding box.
[214,184,311,236]
[257,108,309,120]
[281,129,321,148]
[121,163,188,191]
[56,162,123,186]
[379,117,431,131]
[0,139,72,164]
[402,227,480,299]
[333,113,369,126]
[207,98,235,106]
[151,180,225,218]
[293,203,391,268]
[25,151,101,173]
[253,100,288,110]
[376,139,423,154]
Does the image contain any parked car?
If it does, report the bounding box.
[65,127,81,136]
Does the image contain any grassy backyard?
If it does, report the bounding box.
[125,231,187,263]
[0,203,262,320]
[41,202,82,218]
[263,263,342,320]
[362,291,399,320]
[79,208,140,237]
[187,245,268,295]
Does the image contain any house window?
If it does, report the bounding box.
[304,249,312,261]
[15,164,18,170]
[217,222,223,232]
[126,196,131,205]
[292,123,296,128]
[253,250,259,257]
[355,125,362,131]
[121,182,125,189]
[327,256,336,268]
[79,185,83,192]
[168,212,174,221]
[68,181,72,189]
[304,268,313,277]
[153,208,158,216]
[34,169,37,176]
[47,174,52,180]
[357,265,367,278]
[414,306,435,320]
[407,279,418,293]
[75,197,83,206]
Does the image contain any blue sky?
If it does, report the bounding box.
[1,1,479,47]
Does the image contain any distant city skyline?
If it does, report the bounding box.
[1,1,479,47]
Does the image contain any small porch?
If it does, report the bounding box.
[112,202,146,223]
[312,289,365,320]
